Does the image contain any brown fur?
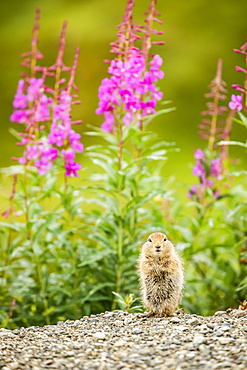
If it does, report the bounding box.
[138,232,184,317]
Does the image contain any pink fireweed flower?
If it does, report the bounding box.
[10,109,30,124]
[229,94,243,112]
[61,148,75,162]
[206,179,214,188]
[35,146,59,175]
[35,157,53,175]
[191,184,197,193]
[187,184,198,200]
[11,77,52,125]
[101,112,115,133]
[69,130,84,152]
[19,144,39,164]
[48,91,83,150]
[192,160,206,183]
[65,161,81,177]
[52,90,71,128]
[19,143,58,175]
[35,94,53,122]
[189,153,224,201]
[189,151,225,201]
[210,158,223,180]
[62,148,81,177]
[96,49,164,132]
[27,78,43,101]
[213,190,220,199]
[47,90,84,177]
[48,123,67,147]
[13,79,27,109]
[194,149,206,161]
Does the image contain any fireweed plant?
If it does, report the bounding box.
[176,52,247,314]
[188,59,233,204]
[0,8,89,328]
[85,0,175,310]
[0,2,247,328]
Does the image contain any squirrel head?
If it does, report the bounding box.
[142,232,175,258]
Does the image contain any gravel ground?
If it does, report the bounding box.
[0,309,247,370]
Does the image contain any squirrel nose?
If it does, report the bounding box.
[155,245,161,250]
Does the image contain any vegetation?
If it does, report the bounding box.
[0,1,246,329]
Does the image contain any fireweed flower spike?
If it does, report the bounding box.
[141,0,164,63]
[232,38,247,106]
[188,59,237,202]
[47,21,83,178]
[10,9,83,178]
[190,147,224,201]
[110,0,138,60]
[96,51,164,132]
[96,0,164,133]
[48,47,83,178]
[222,39,247,165]
[200,59,228,151]
[10,8,55,173]
[11,77,57,176]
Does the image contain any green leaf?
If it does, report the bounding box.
[228,171,247,177]
[0,222,28,236]
[32,241,43,257]
[226,202,247,219]
[81,282,115,303]
[85,129,117,145]
[172,225,194,243]
[160,100,173,105]
[0,165,25,175]
[143,107,176,124]
[78,249,114,268]
[238,111,247,128]
[90,158,113,174]
[218,140,247,148]
[176,242,191,253]
[8,127,21,140]
[146,155,167,161]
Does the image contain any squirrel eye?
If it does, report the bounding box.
[148,237,152,242]
[164,237,167,242]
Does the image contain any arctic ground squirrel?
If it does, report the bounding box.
[138,232,184,317]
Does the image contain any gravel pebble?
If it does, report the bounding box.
[0,309,247,369]
[188,317,200,326]
[93,332,106,340]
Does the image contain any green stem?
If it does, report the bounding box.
[117,221,123,293]
[36,258,50,325]
[208,59,222,152]
[118,122,123,173]
[192,202,213,254]
[112,221,123,311]
[73,247,79,304]
[23,165,32,241]
[64,168,68,195]
[208,92,219,152]
[112,114,124,311]
[2,229,12,282]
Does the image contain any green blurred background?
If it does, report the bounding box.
[0,0,246,186]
